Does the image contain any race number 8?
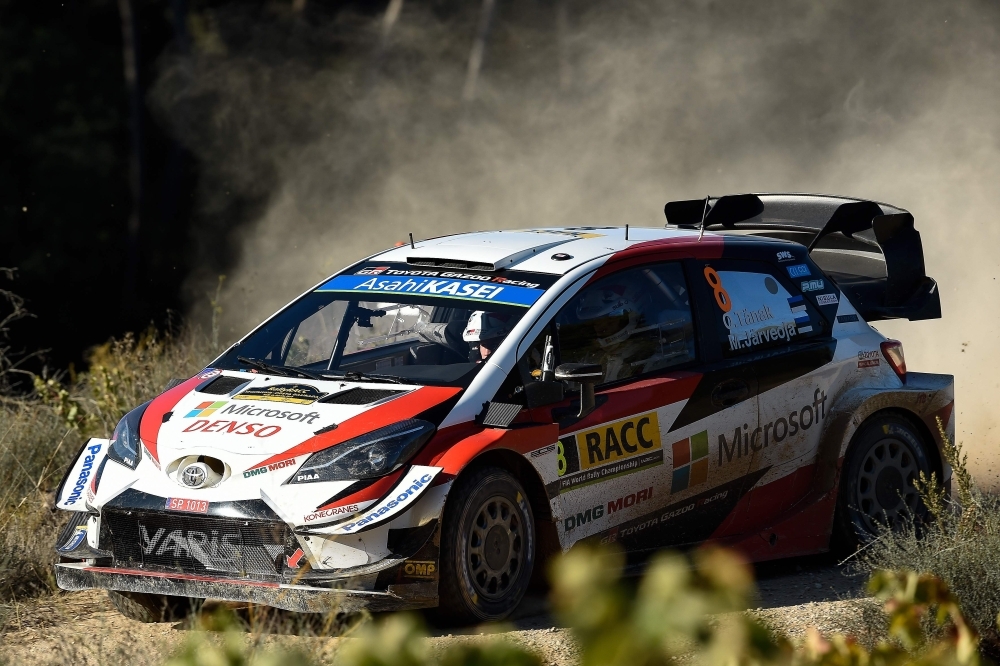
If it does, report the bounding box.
[556,440,567,476]
[703,267,732,312]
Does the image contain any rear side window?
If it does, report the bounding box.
[698,260,827,357]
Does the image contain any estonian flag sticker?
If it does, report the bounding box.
[788,296,812,333]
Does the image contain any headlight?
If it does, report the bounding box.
[107,401,150,470]
[289,419,436,484]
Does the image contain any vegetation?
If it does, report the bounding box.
[855,419,1000,657]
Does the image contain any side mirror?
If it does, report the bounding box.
[554,363,603,418]
[524,380,565,408]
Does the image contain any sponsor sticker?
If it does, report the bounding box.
[165,498,210,514]
[776,250,795,262]
[403,560,438,579]
[324,466,442,534]
[234,384,328,405]
[671,431,709,493]
[552,412,663,495]
[204,402,323,424]
[786,264,811,278]
[815,293,839,306]
[243,457,297,478]
[858,350,880,368]
[199,369,222,379]
[315,275,543,307]
[800,279,824,292]
[564,487,654,532]
[59,525,88,552]
[357,266,389,275]
[837,314,860,323]
[303,503,362,523]
[530,444,556,458]
[185,401,227,418]
[183,419,282,438]
[719,389,828,466]
[62,443,103,506]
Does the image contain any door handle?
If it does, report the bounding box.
[711,379,750,408]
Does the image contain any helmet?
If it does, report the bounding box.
[463,311,513,343]
[575,286,639,348]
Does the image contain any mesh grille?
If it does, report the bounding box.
[199,376,252,395]
[406,257,495,271]
[319,388,404,405]
[103,509,287,580]
[480,402,522,427]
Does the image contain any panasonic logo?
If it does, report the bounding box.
[336,474,433,532]
[64,443,103,505]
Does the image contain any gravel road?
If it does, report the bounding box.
[0,553,877,666]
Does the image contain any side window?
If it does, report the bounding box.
[699,260,827,357]
[555,263,696,383]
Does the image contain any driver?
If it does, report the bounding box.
[463,311,514,361]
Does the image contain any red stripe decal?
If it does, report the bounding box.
[316,468,406,511]
[592,236,725,282]
[139,374,209,463]
[82,566,281,588]
[251,386,462,471]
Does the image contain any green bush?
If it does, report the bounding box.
[856,419,1000,656]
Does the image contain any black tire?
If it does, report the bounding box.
[435,466,535,624]
[108,590,199,623]
[835,412,933,551]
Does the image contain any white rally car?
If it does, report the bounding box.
[54,193,953,623]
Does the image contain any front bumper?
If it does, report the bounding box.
[55,561,436,613]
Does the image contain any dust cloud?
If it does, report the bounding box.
[153,0,1000,486]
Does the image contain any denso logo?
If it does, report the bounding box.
[719,388,828,465]
[242,458,296,479]
[64,443,102,505]
[183,420,281,438]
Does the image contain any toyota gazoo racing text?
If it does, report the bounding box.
[54,193,953,623]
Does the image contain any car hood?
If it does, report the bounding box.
[135,370,460,487]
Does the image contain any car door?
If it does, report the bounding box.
[534,261,758,557]
[691,256,837,542]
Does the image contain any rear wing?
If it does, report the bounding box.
[663,193,940,322]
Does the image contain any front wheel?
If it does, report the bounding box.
[835,413,933,551]
[436,466,535,624]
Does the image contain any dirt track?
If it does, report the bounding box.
[0,554,874,665]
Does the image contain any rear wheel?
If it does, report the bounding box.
[436,466,535,624]
[108,590,200,623]
[835,413,933,550]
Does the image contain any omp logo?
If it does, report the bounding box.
[185,401,227,418]
[403,561,437,579]
[671,431,709,493]
[719,389,828,465]
[571,412,661,471]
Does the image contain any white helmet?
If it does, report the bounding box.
[463,311,513,342]
[575,285,640,349]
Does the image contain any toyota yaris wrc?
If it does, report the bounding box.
[54,193,953,623]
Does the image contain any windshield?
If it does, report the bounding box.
[214,263,558,386]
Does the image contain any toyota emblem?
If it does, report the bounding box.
[181,464,207,488]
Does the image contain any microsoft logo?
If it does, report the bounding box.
[185,401,227,418]
[671,430,708,493]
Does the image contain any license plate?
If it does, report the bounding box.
[164,497,210,514]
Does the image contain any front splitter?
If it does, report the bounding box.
[55,562,437,613]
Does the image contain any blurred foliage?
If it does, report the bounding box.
[858,418,1000,657]
[158,545,985,666]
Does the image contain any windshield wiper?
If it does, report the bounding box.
[330,370,404,385]
[237,356,327,382]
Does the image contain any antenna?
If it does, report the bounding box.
[409,233,415,249]
[625,224,629,241]
[697,196,711,242]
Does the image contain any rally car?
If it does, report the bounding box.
[53,193,953,624]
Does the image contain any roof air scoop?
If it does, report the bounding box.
[406,236,571,272]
